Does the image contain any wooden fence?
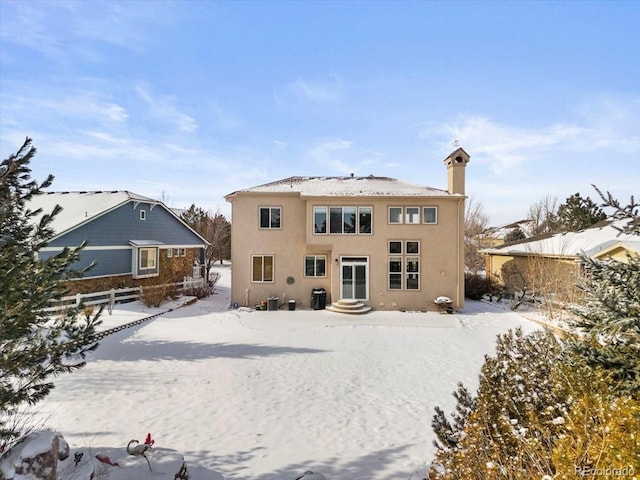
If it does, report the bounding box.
[44,276,208,315]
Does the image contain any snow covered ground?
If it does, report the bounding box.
[27,263,538,479]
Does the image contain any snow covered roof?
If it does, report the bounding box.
[482,220,640,258]
[484,220,534,239]
[226,176,451,198]
[26,191,162,239]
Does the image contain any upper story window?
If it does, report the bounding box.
[423,207,438,224]
[314,207,327,233]
[359,207,372,233]
[389,207,403,224]
[388,206,438,224]
[140,209,146,221]
[314,206,372,235]
[259,207,281,229]
[406,207,420,224]
[330,207,356,234]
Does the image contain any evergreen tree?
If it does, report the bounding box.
[181,204,231,280]
[569,188,640,396]
[0,138,101,452]
[556,192,606,232]
[503,226,526,244]
[210,212,231,265]
[431,382,476,451]
[432,329,567,478]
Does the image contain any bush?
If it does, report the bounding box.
[432,329,567,479]
[464,273,502,300]
[552,376,640,478]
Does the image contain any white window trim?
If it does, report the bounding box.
[388,206,403,224]
[358,206,373,234]
[259,207,282,229]
[406,240,420,255]
[388,240,403,255]
[304,255,327,278]
[405,256,420,290]
[314,205,373,235]
[140,209,146,220]
[313,206,328,235]
[252,254,274,283]
[139,247,157,270]
[388,256,403,290]
[405,207,420,224]
[387,240,421,291]
[423,206,438,224]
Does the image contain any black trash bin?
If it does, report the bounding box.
[311,288,326,310]
[288,300,296,311]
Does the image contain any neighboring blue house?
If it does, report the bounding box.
[28,191,208,290]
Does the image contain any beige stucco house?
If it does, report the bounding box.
[224,148,469,312]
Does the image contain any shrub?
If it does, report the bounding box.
[464,273,502,301]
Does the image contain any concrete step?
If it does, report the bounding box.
[326,299,372,315]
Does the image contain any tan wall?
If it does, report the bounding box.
[229,193,465,311]
[485,253,579,297]
[593,245,638,262]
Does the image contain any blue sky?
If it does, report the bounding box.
[1,0,638,225]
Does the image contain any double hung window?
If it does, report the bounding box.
[139,247,157,270]
[252,255,274,282]
[305,255,327,277]
[259,207,281,229]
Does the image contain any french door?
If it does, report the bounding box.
[340,257,369,301]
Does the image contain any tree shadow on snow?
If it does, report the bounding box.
[90,338,330,362]
[185,443,415,480]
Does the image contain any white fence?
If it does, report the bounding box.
[44,276,207,315]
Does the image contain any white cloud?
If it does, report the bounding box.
[305,139,391,176]
[420,96,640,176]
[273,140,288,151]
[287,75,344,102]
[0,90,128,125]
[207,101,241,130]
[0,1,163,67]
[135,84,198,133]
[306,138,354,173]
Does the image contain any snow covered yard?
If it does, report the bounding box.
[28,264,538,480]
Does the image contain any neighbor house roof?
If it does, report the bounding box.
[483,219,535,239]
[225,175,451,199]
[26,191,207,244]
[481,220,639,258]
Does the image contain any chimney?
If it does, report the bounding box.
[443,148,470,195]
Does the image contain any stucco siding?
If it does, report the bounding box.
[230,192,465,310]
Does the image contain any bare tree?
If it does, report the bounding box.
[527,195,559,237]
[464,196,490,275]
